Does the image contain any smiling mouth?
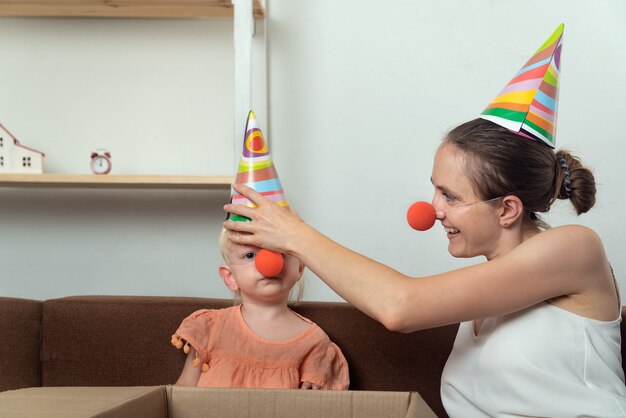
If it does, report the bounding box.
[444,226,460,234]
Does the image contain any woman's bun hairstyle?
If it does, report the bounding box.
[554,150,596,214]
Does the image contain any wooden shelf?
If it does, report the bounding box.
[0,173,233,189]
[0,1,258,193]
[0,0,265,19]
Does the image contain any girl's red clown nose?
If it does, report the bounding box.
[256,249,284,277]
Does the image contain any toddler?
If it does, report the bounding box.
[171,228,349,390]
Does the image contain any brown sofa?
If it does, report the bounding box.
[1,295,624,417]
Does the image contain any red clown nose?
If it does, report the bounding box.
[407,201,436,231]
[255,249,284,277]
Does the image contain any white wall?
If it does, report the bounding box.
[1,1,625,302]
[266,0,626,300]
[0,18,241,300]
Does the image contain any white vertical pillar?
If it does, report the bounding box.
[232,0,254,170]
[251,15,267,142]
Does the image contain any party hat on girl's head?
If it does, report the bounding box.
[228,110,288,222]
[480,24,564,148]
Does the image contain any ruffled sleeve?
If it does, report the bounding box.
[300,342,350,390]
[170,309,215,373]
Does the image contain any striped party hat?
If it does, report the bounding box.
[229,110,288,222]
[480,24,564,148]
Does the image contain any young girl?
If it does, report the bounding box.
[223,27,626,417]
[171,228,349,390]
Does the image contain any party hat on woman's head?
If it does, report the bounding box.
[480,23,564,148]
[228,110,289,222]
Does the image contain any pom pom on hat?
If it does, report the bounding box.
[480,24,564,148]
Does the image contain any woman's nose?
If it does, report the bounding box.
[431,198,446,220]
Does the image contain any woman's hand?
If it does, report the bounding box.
[223,183,305,254]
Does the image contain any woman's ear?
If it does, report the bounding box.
[219,264,239,291]
[499,195,524,227]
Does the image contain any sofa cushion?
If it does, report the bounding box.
[0,297,42,391]
[41,296,230,387]
[293,301,457,417]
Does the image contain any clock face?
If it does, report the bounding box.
[90,155,111,175]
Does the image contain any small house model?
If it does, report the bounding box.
[0,123,45,174]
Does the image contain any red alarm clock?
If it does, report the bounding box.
[90,149,112,175]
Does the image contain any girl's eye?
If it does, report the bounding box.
[244,252,256,260]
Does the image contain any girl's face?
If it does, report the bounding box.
[430,144,503,260]
[220,243,304,305]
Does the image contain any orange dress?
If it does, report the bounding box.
[171,305,349,390]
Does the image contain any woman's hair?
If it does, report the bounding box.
[218,227,305,304]
[443,118,596,228]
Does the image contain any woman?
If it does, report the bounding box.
[224,118,625,416]
[224,24,626,417]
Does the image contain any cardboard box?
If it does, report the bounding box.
[0,386,438,418]
[0,386,166,418]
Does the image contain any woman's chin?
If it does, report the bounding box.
[448,243,470,259]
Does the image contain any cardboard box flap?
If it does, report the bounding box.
[167,386,437,418]
[0,386,166,418]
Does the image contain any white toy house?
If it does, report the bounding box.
[0,123,44,174]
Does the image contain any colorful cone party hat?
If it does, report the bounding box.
[480,24,564,148]
[228,110,288,222]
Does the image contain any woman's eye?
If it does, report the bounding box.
[244,252,256,260]
[442,192,456,202]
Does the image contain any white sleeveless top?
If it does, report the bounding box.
[441,302,626,417]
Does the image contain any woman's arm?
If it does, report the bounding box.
[225,184,414,328]
[224,184,610,331]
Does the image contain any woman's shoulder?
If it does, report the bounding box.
[519,225,607,274]
[544,224,600,238]
[532,225,603,253]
